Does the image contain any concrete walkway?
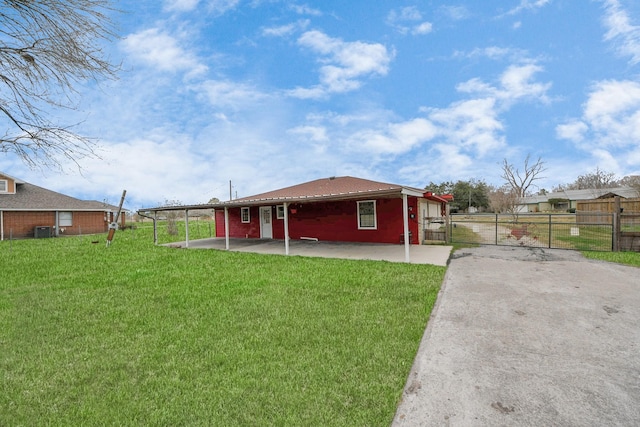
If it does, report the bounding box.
[167,238,452,266]
[393,246,640,426]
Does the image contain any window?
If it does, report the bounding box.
[276,205,285,219]
[241,207,250,223]
[59,211,73,227]
[0,180,7,193]
[357,200,377,229]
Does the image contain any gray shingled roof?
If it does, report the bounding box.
[0,178,113,212]
[520,187,638,204]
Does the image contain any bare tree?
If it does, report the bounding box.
[564,167,618,190]
[489,184,521,218]
[0,0,119,169]
[501,154,546,197]
[619,175,640,196]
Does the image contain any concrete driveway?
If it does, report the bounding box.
[167,238,452,266]
[393,245,640,426]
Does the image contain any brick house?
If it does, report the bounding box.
[0,172,124,240]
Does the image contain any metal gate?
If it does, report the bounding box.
[450,213,614,251]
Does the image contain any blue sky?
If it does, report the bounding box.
[2,0,640,210]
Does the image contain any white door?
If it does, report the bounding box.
[260,206,273,238]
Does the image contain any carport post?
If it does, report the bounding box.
[402,193,410,263]
[224,207,230,250]
[185,209,189,248]
[284,202,290,255]
[153,211,158,245]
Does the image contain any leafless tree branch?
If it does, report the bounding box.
[0,0,119,169]
[501,154,546,198]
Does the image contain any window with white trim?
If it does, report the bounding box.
[276,205,285,219]
[0,180,7,193]
[59,211,73,226]
[357,200,377,229]
[241,207,250,223]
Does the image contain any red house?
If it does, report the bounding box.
[0,172,124,240]
[214,176,450,246]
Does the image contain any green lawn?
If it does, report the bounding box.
[0,227,445,426]
[581,250,640,267]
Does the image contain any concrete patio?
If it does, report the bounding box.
[165,238,452,266]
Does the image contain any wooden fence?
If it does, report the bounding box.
[578,197,640,252]
[577,197,640,214]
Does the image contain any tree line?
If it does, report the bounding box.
[426,156,640,214]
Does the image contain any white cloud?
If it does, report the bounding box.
[164,0,200,12]
[456,63,551,105]
[349,118,438,155]
[49,132,217,209]
[122,28,208,77]
[262,20,310,37]
[387,6,433,35]
[583,80,640,145]
[197,79,268,110]
[427,98,505,156]
[558,80,640,171]
[499,64,551,103]
[556,120,588,142]
[412,22,434,35]
[307,62,550,170]
[503,0,550,16]
[288,125,328,142]
[455,46,530,62]
[602,0,640,64]
[439,5,470,21]
[290,30,393,98]
[206,0,240,15]
[290,4,322,16]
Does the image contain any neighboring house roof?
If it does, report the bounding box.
[140,176,447,212]
[84,200,128,213]
[0,175,114,212]
[520,187,638,205]
[0,172,24,185]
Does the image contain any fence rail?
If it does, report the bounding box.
[450,213,614,251]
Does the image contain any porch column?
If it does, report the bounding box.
[283,202,290,255]
[224,207,230,250]
[185,209,190,248]
[402,193,410,263]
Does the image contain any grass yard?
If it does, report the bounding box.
[0,227,445,426]
[581,250,640,267]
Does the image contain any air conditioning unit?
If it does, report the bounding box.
[34,226,51,238]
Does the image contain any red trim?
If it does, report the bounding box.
[424,192,453,203]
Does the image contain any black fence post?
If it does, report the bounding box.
[613,196,621,252]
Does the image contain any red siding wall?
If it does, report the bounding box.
[215,197,420,244]
[2,211,108,238]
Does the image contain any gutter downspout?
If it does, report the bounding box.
[402,193,410,263]
[224,207,230,250]
[284,202,290,255]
